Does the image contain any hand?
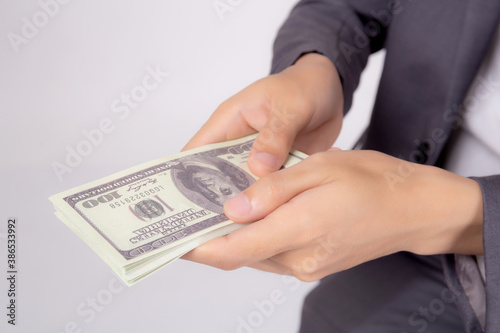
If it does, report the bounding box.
[183,53,344,177]
[183,150,484,281]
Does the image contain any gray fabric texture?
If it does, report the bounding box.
[299,253,466,333]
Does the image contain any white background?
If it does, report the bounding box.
[0,1,384,332]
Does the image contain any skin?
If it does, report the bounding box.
[181,53,484,282]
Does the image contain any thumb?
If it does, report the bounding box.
[248,108,304,176]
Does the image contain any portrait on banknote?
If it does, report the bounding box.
[171,155,254,214]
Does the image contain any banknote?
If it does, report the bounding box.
[49,134,307,286]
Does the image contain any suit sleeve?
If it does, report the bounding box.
[270,0,389,113]
[473,175,500,331]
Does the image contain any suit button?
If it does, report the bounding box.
[412,142,429,164]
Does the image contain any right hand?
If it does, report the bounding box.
[183,53,344,177]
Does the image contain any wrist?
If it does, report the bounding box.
[295,52,334,66]
[407,166,484,256]
[293,53,340,83]
[283,52,344,124]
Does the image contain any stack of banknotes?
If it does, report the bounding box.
[49,134,307,286]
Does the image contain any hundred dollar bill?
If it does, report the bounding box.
[49,134,307,286]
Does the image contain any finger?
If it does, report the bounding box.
[181,105,244,151]
[246,259,292,275]
[291,118,342,155]
[182,197,316,270]
[182,88,270,151]
[268,238,363,282]
[224,154,330,223]
[247,104,308,176]
[184,246,290,275]
[268,249,339,282]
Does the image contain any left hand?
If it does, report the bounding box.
[183,150,484,281]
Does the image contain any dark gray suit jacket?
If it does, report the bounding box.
[271,0,500,331]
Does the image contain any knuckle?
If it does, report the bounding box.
[267,113,288,134]
[307,151,332,166]
[290,262,318,282]
[261,172,287,201]
[217,99,237,115]
[359,150,382,163]
[253,129,274,150]
[216,258,244,271]
[287,252,327,282]
[292,269,320,283]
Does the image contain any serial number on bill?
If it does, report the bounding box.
[109,186,165,209]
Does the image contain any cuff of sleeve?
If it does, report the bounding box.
[471,175,500,331]
[270,19,363,115]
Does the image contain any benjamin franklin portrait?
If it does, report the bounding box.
[171,155,254,214]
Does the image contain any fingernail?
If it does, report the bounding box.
[253,152,279,170]
[225,193,252,217]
